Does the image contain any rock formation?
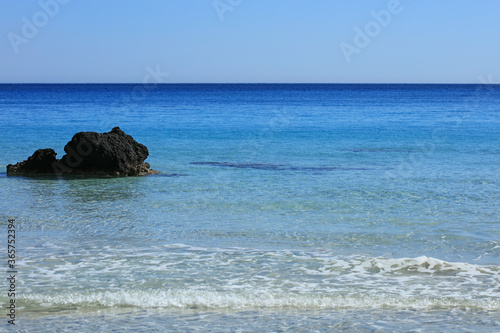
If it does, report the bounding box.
[7,127,158,177]
[6,148,58,175]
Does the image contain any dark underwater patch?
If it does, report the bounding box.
[190,162,372,171]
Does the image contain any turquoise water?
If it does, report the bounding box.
[1,84,499,331]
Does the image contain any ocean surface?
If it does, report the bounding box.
[0,84,499,332]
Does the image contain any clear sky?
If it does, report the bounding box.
[1,0,499,83]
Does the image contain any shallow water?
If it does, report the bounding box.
[1,84,499,331]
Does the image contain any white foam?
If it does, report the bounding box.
[367,256,496,276]
[23,288,500,311]
[16,245,500,314]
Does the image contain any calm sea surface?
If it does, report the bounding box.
[1,84,499,332]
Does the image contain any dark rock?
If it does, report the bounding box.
[7,148,57,175]
[7,127,158,177]
[59,127,154,176]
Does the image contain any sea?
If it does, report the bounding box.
[0,84,499,332]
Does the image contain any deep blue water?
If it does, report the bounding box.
[1,84,499,331]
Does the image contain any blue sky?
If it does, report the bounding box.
[1,0,499,83]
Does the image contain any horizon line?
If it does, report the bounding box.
[1,82,499,85]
